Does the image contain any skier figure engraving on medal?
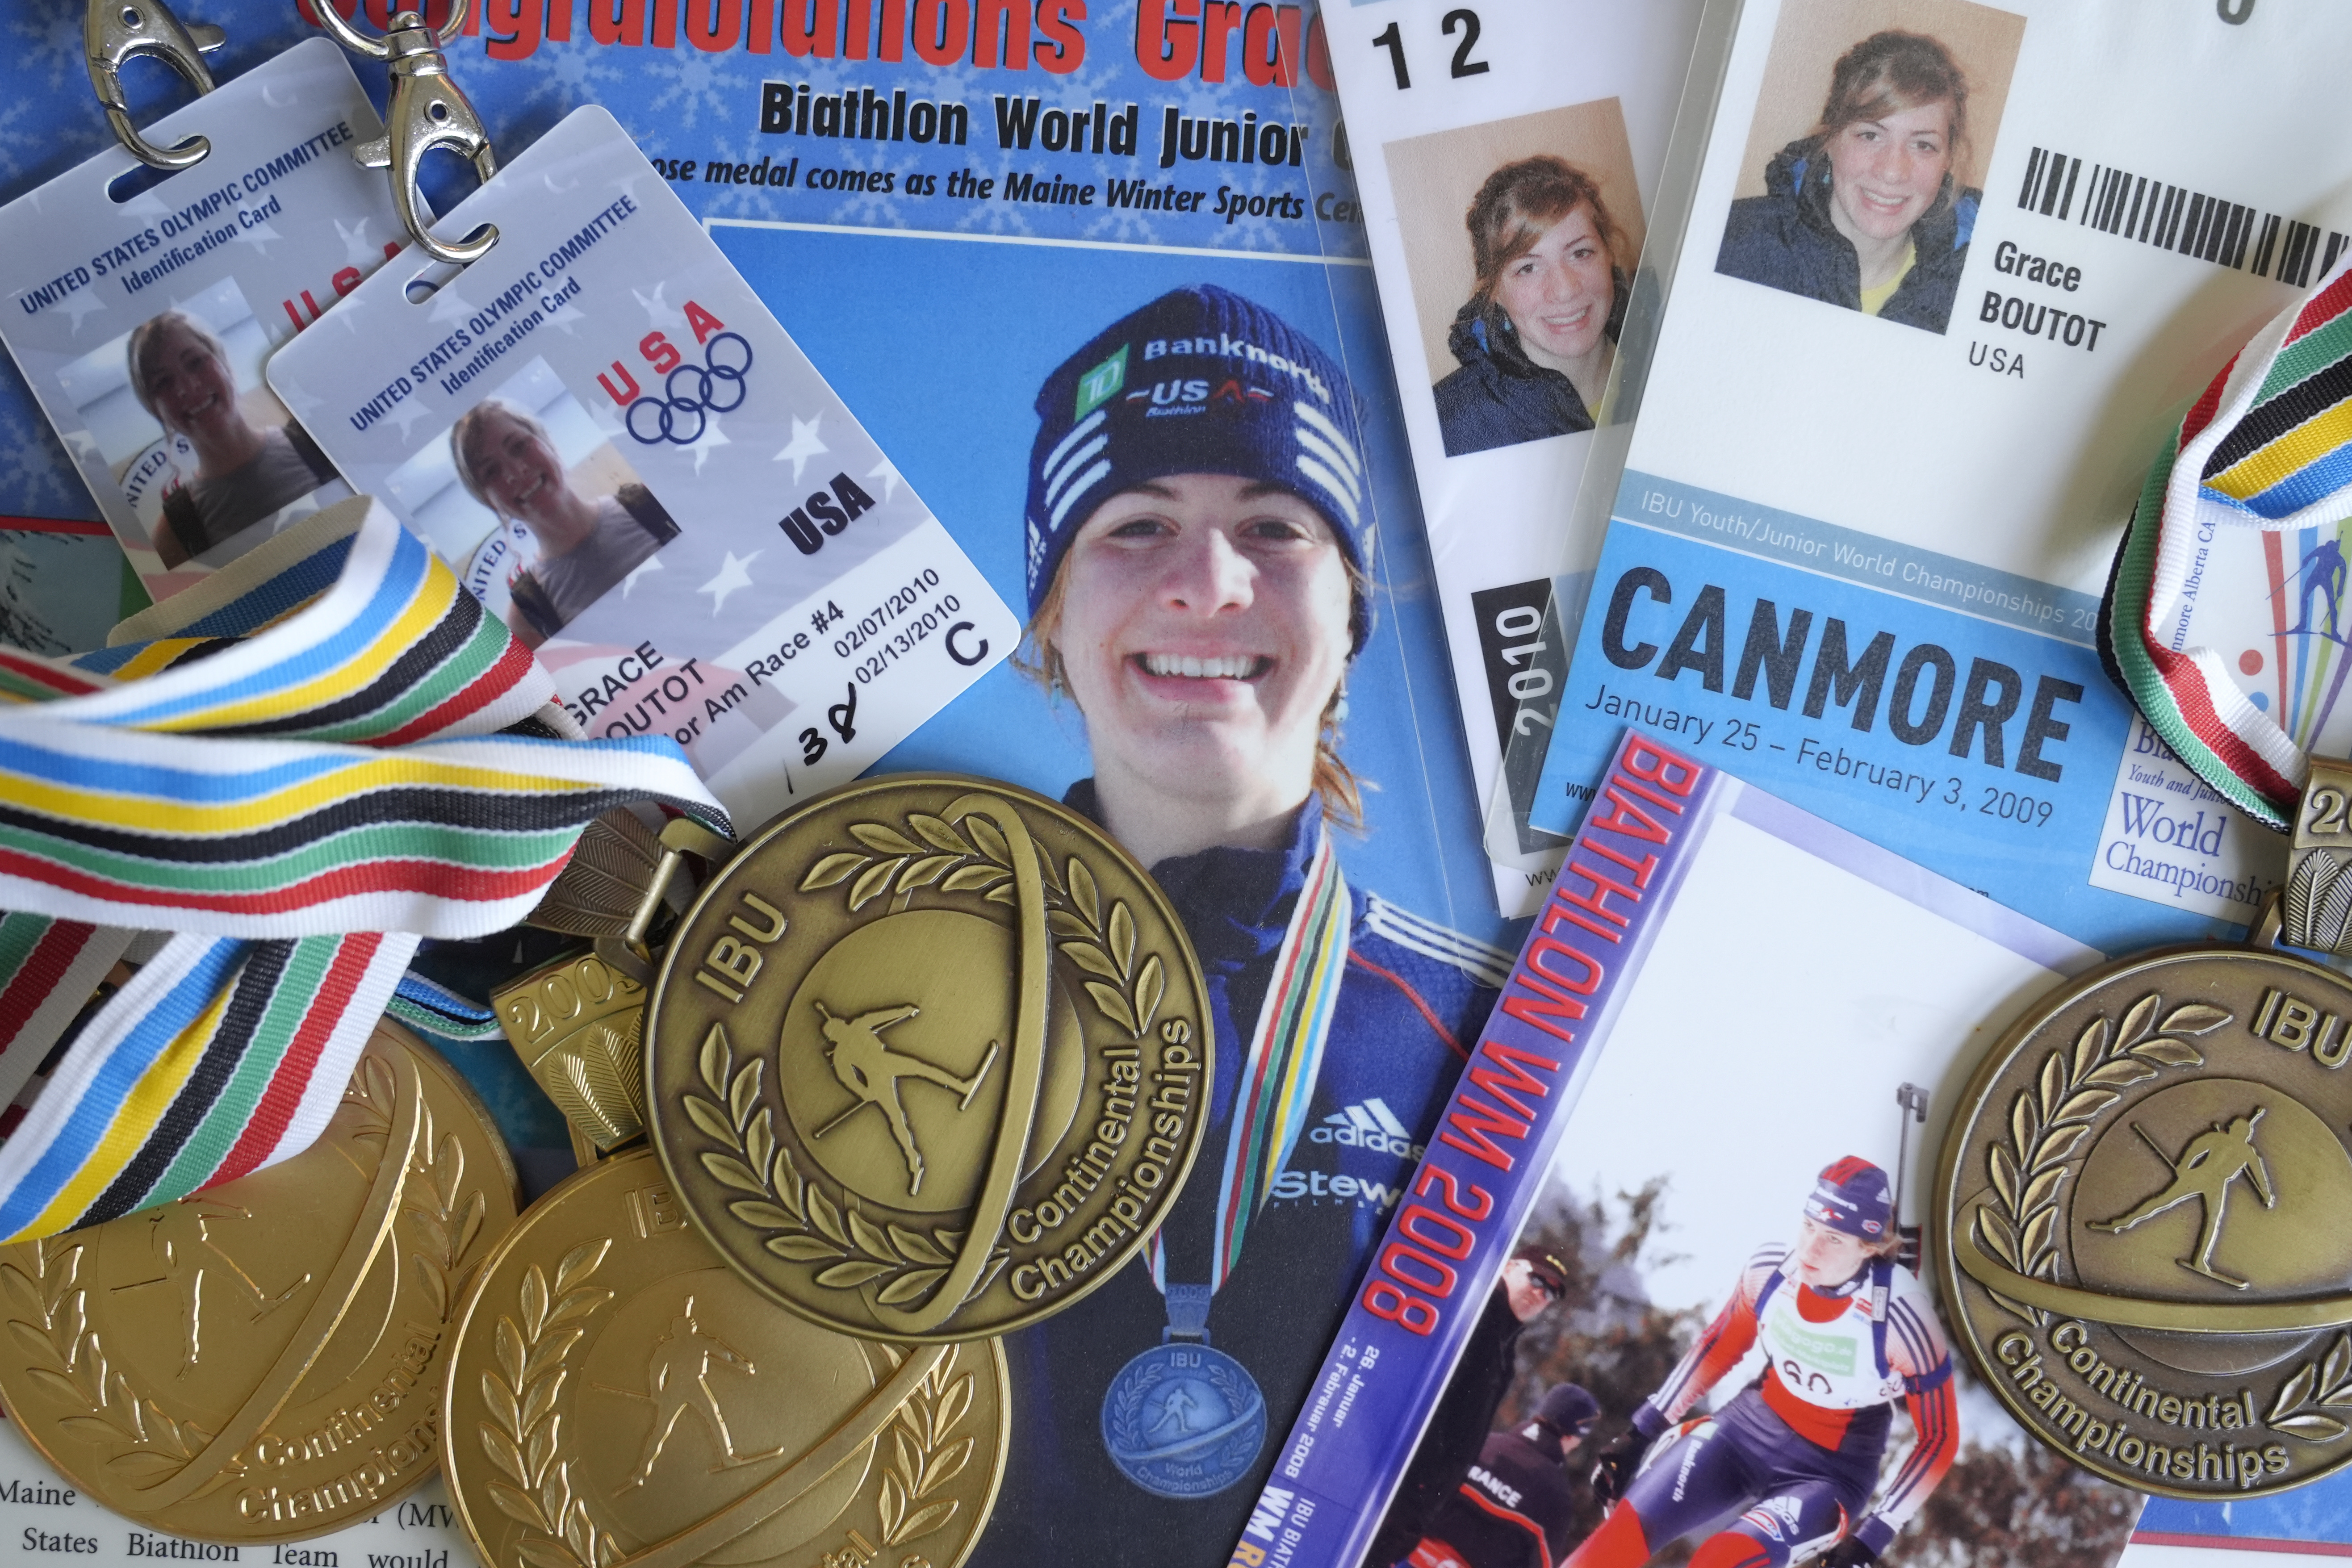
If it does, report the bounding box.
[116,1200,313,1378]
[809,1001,1001,1197]
[2089,1108,2275,1288]
[599,1297,762,1486]
[1147,1384,1202,1441]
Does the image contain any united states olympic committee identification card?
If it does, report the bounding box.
[0,38,403,600]
[267,107,1017,826]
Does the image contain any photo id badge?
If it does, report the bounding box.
[0,38,403,599]
[267,107,1018,827]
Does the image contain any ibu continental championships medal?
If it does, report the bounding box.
[441,1145,1008,1568]
[645,774,1209,1342]
[1956,237,2352,1498]
[0,1021,519,1539]
[1938,832,2352,1498]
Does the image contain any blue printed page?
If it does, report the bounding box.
[1528,0,2352,953]
[1320,0,1706,916]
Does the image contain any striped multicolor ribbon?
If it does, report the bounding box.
[2105,257,2352,831]
[0,496,727,1242]
[1149,832,1349,1294]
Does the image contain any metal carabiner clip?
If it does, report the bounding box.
[316,0,498,265]
[84,0,228,170]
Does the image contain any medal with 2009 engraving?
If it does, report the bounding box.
[1937,911,2352,1498]
[441,1146,1007,1568]
[0,1022,519,1540]
[645,774,1209,1343]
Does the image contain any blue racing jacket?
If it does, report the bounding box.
[1715,136,1979,335]
[965,783,1511,1568]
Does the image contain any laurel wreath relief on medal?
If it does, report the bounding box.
[799,811,1167,1037]
[478,1240,974,1565]
[1975,992,2226,1329]
[686,1028,996,1305]
[2,1238,208,1477]
[480,1238,628,1568]
[1975,991,2352,1447]
[875,1342,979,1547]
[362,1054,490,1325]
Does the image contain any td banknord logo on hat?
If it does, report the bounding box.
[1075,345,1128,419]
[1024,284,1373,637]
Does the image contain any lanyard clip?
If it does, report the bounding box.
[318,0,498,265]
[84,0,227,170]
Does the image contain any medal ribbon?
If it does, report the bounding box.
[2102,255,2352,831]
[0,498,727,1242]
[1149,832,1349,1296]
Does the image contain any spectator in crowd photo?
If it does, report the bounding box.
[1369,1246,1575,1565]
[1407,1383,1603,1568]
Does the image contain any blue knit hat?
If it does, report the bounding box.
[1804,1156,1893,1240]
[1024,285,1374,650]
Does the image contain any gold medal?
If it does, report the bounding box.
[1936,902,2352,1498]
[644,774,1210,1343]
[440,1145,1007,1568]
[0,1021,519,1539]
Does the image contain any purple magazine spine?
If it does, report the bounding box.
[1224,730,1724,1568]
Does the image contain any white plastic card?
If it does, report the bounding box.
[0,39,405,600]
[1321,0,1707,915]
[266,107,1017,828]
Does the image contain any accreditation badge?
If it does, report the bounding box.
[0,38,401,596]
[264,107,1020,832]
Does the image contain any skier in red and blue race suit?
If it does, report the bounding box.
[1569,1159,1959,1568]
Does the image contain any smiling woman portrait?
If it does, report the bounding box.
[449,397,678,648]
[969,284,1513,1567]
[127,310,339,568]
[1716,29,1980,333]
[1433,155,1630,457]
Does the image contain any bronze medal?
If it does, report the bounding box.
[644,774,1210,1343]
[0,1021,519,1539]
[1937,911,2352,1497]
[440,1145,1007,1568]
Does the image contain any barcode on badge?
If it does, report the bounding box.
[2018,146,2348,289]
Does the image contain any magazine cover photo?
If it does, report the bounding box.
[718,215,1518,1565]
[1357,763,2142,1568]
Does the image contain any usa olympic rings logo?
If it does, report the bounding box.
[625,332,753,446]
